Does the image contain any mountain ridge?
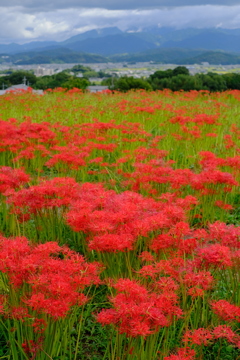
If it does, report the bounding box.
[2,27,240,64]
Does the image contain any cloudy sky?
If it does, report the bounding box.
[1,0,240,43]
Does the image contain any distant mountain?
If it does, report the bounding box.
[183,51,240,65]
[64,33,157,55]
[110,48,240,65]
[2,26,240,64]
[161,30,240,53]
[17,41,59,52]
[0,43,22,54]
[142,26,204,41]
[0,41,58,54]
[110,48,203,63]
[2,46,240,66]
[62,27,122,45]
[8,47,107,64]
[128,32,164,47]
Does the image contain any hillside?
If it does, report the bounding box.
[162,30,240,53]
[65,34,157,56]
[8,48,108,64]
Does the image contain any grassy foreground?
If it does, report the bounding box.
[0,87,239,359]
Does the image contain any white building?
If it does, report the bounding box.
[34,66,54,77]
[87,86,109,93]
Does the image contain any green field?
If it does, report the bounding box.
[0,87,239,359]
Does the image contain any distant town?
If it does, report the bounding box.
[1,62,240,94]
[1,62,240,81]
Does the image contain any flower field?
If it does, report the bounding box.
[0,87,239,360]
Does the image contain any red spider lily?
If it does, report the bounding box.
[183,328,213,346]
[0,119,56,157]
[11,306,30,321]
[225,155,240,170]
[0,166,29,195]
[0,295,7,314]
[214,200,233,211]
[22,337,44,358]
[150,233,176,252]
[183,271,214,291]
[45,144,89,169]
[191,169,238,192]
[224,134,236,149]
[187,287,204,298]
[97,278,182,337]
[207,221,240,248]
[155,277,179,293]
[164,346,196,360]
[88,233,135,252]
[213,325,240,346]
[150,221,198,255]
[0,236,102,318]
[32,318,47,333]
[206,133,217,137]
[154,258,185,280]
[138,251,155,262]
[170,114,218,126]
[66,185,189,252]
[7,177,81,220]
[211,300,240,322]
[198,151,225,170]
[196,244,233,269]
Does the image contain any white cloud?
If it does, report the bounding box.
[0,7,75,43]
[1,5,240,43]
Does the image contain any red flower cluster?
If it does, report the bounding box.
[211,300,240,322]
[97,278,182,337]
[197,244,233,269]
[183,328,213,346]
[183,325,240,348]
[0,166,29,195]
[164,347,196,360]
[0,235,102,318]
[66,184,191,252]
[7,177,81,220]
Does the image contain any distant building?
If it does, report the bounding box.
[89,77,103,83]
[6,84,31,91]
[87,85,109,93]
[0,83,43,95]
[34,66,54,77]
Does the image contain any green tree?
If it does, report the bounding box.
[7,71,37,86]
[113,76,152,92]
[34,72,71,90]
[172,66,190,77]
[149,69,174,83]
[62,77,90,90]
[34,76,53,90]
[54,72,70,83]
[197,73,227,92]
[70,65,93,74]
[101,78,114,86]
[0,77,11,90]
[223,73,240,90]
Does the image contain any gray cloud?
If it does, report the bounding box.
[1,4,240,43]
[1,0,240,12]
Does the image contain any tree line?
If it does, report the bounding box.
[108,66,240,92]
[1,66,240,92]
